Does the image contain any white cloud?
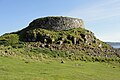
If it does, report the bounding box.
[66,0,120,22]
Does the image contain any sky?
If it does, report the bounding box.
[0,0,120,42]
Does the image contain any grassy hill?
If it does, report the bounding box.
[0,27,120,62]
[0,16,120,80]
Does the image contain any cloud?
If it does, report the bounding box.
[66,0,120,22]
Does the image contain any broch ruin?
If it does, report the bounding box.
[28,16,84,31]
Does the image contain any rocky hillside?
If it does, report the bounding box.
[0,16,120,62]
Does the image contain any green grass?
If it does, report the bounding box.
[0,56,120,80]
[0,34,19,46]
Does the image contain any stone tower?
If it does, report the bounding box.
[28,16,84,31]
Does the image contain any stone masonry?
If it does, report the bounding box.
[28,16,84,31]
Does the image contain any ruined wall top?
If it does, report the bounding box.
[28,16,84,31]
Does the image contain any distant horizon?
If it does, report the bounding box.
[0,0,120,42]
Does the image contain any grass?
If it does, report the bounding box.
[0,56,120,80]
[0,34,19,46]
[0,45,119,62]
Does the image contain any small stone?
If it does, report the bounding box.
[113,66,115,68]
[99,44,102,48]
[44,39,47,43]
[25,61,29,64]
[61,60,65,63]
[74,37,77,44]
[41,44,45,48]
[45,44,50,48]
[60,41,63,45]
[52,38,55,43]
[61,38,65,41]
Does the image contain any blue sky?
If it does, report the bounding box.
[0,0,120,42]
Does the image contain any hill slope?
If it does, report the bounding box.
[0,16,120,62]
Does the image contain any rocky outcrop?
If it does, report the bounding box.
[28,16,84,31]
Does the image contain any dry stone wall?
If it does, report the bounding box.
[29,16,84,31]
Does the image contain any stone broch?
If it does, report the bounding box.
[28,16,84,31]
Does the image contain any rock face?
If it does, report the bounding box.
[28,16,84,31]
